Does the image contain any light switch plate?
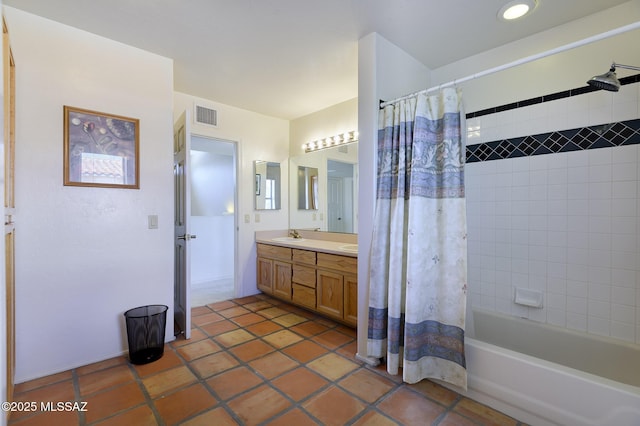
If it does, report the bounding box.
[148,215,158,229]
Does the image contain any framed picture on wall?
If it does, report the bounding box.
[63,106,140,189]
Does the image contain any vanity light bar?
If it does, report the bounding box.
[303,130,359,153]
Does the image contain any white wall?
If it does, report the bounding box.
[173,92,289,298]
[5,7,174,383]
[290,97,358,157]
[356,32,431,360]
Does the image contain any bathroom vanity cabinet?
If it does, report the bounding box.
[256,244,291,298]
[256,241,357,327]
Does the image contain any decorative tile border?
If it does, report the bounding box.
[466,118,640,163]
[464,73,640,162]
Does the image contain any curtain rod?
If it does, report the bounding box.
[380,21,640,108]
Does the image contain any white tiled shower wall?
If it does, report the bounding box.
[465,82,640,345]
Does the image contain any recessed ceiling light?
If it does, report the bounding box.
[498,0,537,21]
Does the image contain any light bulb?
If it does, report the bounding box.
[498,0,536,21]
[503,4,528,19]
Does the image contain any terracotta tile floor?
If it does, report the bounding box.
[8,295,529,425]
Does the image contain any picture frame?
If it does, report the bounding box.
[255,174,261,195]
[63,106,140,189]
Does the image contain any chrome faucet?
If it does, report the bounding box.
[289,229,302,239]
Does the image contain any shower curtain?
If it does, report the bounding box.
[367,88,468,389]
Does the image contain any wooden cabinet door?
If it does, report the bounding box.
[273,261,292,300]
[316,269,343,320]
[257,257,273,294]
[343,273,357,326]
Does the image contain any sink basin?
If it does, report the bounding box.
[271,237,306,242]
[339,244,358,252]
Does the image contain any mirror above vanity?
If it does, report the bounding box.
[254,160,282,210]
[289,142,358,234]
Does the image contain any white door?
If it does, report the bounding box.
[327,177,344,232]
[174,110,195,338]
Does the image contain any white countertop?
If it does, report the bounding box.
[255,230,358,257]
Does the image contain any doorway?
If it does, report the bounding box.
[189,136,237,307]
[327,159,355,233]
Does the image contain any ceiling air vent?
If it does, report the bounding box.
[194,103,218,127]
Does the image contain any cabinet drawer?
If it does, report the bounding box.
[292,284,316,309]
[317,252,357,274]
[293,249,316,265]
[292,264,316,288]
[257,243,291,261]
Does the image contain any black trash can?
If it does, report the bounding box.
[124,305,168,365]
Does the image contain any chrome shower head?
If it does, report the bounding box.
[587,63,640,92]
[587,66,620,92]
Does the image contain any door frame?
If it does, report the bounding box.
[189,133,240,301]
[174,112,241,339]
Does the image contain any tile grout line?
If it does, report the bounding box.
[178,298,289,425]
[340,368,404,426]
[174,319,251,425]
[256,302,379,425]
[244,314,357,425]
[185,301,245,422]
[430,394,463,426]
[124,359,166,426]
[81,360,153,425]
[245,296,519,425]
[198,300,340,424]
[185,297,367,425]
[70,369,85,425]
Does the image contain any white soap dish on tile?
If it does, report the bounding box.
[514,287,543,308]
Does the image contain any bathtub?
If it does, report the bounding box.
[450,309,640,426]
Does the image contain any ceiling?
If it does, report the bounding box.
[4,0,633,119]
